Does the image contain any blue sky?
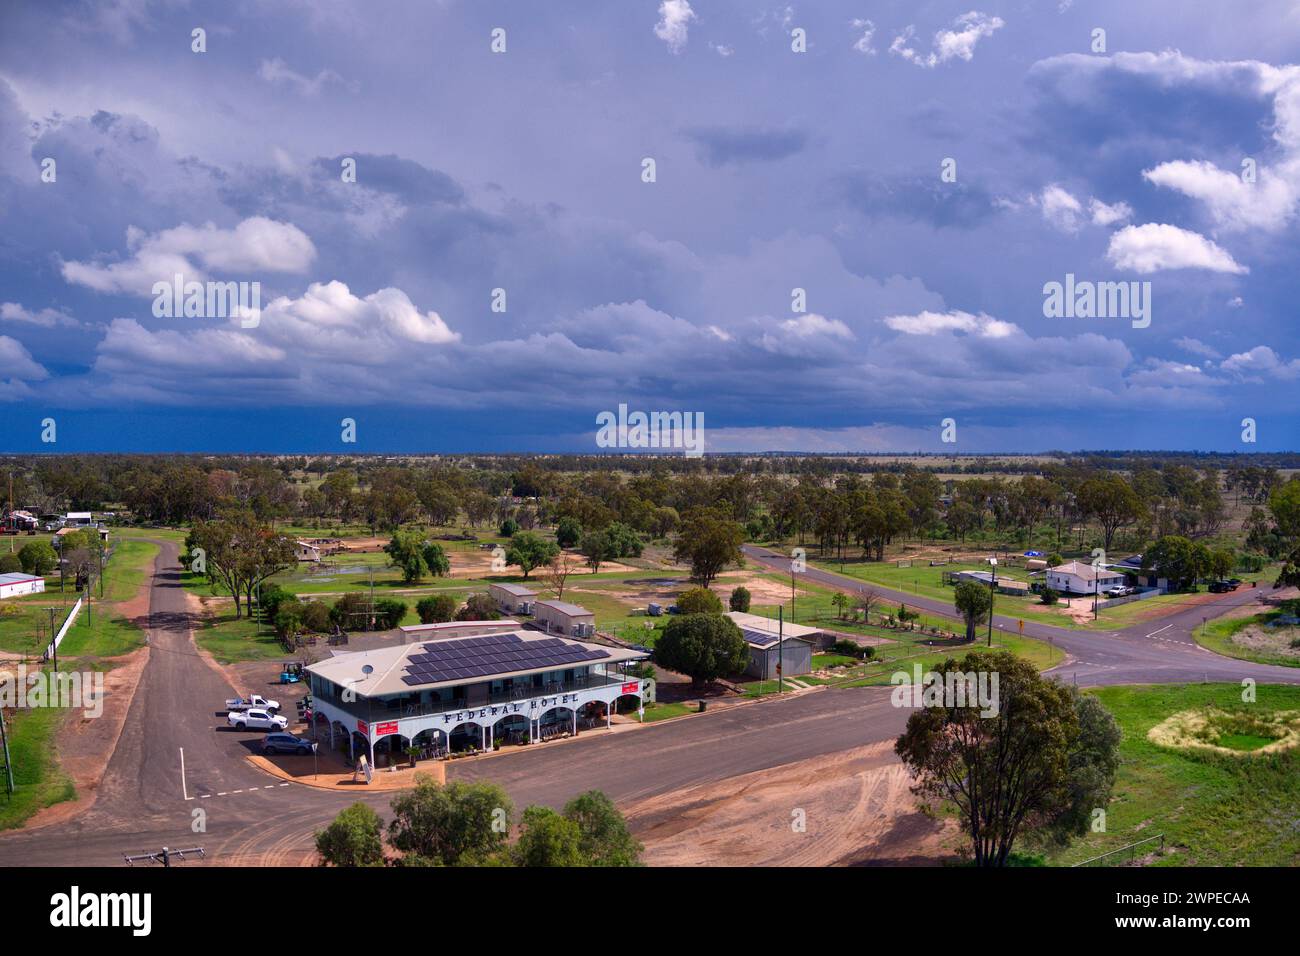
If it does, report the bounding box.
[1,0,1298,453]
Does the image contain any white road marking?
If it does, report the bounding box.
[1145,624,1174,638]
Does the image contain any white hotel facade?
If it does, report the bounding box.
[305,625,650,766]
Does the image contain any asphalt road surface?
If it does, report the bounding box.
[743,545,1300,688]
[0,539,1295,866]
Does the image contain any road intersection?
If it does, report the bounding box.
[0,540,1294,866]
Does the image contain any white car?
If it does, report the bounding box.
[227,708,288,731]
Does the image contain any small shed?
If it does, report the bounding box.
[739,628,814,679]
[725,611,832,650]
[489,582,537,614]
[533,599,596,638]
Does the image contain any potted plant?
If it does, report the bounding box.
[405,744,419,768]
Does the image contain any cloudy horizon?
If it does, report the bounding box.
[1,1,1298,454]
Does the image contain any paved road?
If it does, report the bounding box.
[0,540,1295,866]
[743,545,1300,688]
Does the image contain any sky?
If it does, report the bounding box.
[1,0,1299,454]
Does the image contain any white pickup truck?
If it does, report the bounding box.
[225,694,280,713]
[227,708,288,731]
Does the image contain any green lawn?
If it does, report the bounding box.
[57,611,146,658]
[193,612,284,664]
[1196,598,1300,669]
[0,688,76,831]
[1049,683,1300,866]
[639,701,694,722]
[98,538,160,603]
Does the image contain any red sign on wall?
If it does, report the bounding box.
[622,681,640,694]
[356,720,368,735]
[375,721,399,736]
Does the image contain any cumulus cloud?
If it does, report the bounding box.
[890,12,1004,68]
[654,0,696,53]
[92,280,461,402]
[0,302,82,328]
[1143,158,1299,232]
[1032,185,1131,232]
[883,310,1015,338]
[1175,336,1222,360]
[1105,223,1247,274]
[62,217,317,295]
[1220,345,1300,380]
[1038,184,1085,232]
[1089,197,1133,226]
[850,19,876,55]
[0,335,50,399]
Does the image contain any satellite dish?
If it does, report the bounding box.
[361,664,374,678]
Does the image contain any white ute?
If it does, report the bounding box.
[227,708,288,731]
[225,694,280,713]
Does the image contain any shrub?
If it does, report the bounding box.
[456,592,500,621]
[18,540,57,575]
[374,598,408,629]
[654,614,748,688]
[417,594,458,624]
[330,592,369,629]
[499,518,519,538]
[315,802,385,867]
[555,517,582,549]
[676,587,723,615]
[831,639,874,659]
[729,586,751,612]
[301,600,332,633]
[0,554,21,574]
[1040,587,1059,606]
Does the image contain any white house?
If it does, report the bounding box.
[1046,561,1124,595]
[0,572,45,599]
[295,540,322,563]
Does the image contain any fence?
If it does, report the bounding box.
[1072,834,1165,867]
[1095,588,1163,611]
[42,597,83,661]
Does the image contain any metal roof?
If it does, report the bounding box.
[490,583,537,597]
[533,599,593,618]
[740,627,813,649]
[306,628,644,698]
[0,572,42,585]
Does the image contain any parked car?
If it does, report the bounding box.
[1209,580,1238,593]
[261,732,313,755]
[228,708,288,731]
[1105,585,1135,597]
[225,694,280,713]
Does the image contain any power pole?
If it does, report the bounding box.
[777,605,785,695]
[123,846,205,867]
[0,706,13,798]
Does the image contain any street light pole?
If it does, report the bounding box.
[987,558,997,647]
